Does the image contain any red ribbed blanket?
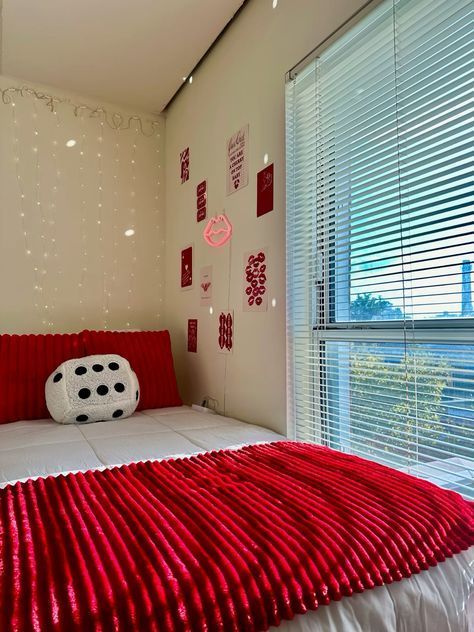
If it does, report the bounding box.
[1,441,473,631]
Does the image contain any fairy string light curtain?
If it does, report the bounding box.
[0,82,165,334]
[1,86,161,135]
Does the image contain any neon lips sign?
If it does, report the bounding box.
[203,214,233,248]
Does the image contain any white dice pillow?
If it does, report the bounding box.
[46,354,140,424]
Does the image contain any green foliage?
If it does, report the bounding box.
[349,346,451,465]
[341,293,470,467]
[350,293,403,321]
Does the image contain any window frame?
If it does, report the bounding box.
[286,0,474,497]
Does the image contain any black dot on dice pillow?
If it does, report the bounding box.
[78,388,91,399]
[108,362,119,371]
[112,409,123,418]
[76,414,88,422]
[92,364,104,372]
[136,390,139,401]
[114,383,125,393]
[97,385,109,396]
[53,372,62,383]
[75,366,87,376]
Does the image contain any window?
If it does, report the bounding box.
[286,0,473,497]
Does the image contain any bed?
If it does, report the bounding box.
[1,405,473,631]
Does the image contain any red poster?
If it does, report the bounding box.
[181,246,193,288]
[180,147,190,184]
[218,311,233,354]
[196,180,207,222]
[187,319,198,353]
[257,163,274,217]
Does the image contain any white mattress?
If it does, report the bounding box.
[0,406,284,487]
[1,406,472,631]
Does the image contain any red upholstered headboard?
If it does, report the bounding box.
[0,333,85,424]
[81,330,182,411]
[0,330,181,424]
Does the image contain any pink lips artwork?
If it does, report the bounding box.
[243,249,268,311]
[203,214,233,248]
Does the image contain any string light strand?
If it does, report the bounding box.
[110,138,121,322]
[96,121,108,328]
[47,108,63,330]
[10,100,43,318]
[32,98,54,329]
[155,131,163,324]
[78,114,88,323]
[1,85,161,136]
[125,126,139,326]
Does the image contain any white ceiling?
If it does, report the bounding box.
[0,0,244,112]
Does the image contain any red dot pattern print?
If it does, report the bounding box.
[245,251,266,308]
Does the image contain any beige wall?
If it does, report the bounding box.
[163,0,367,434]
[1,0,369,430]
[0,76,165,334]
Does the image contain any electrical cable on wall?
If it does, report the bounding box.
[222,237,233,417]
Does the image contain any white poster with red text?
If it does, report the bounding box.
[226,125,249,196]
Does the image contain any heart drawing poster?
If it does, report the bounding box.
[226,124,249,196]
[181,245,193,289]
[200,266,212,305]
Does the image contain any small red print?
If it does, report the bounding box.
[218,312,233,353]
[187,319,198,353]
[257,163,274,217]
[181,246,193,288]
[180,148,190,184]
[196,180,207,222]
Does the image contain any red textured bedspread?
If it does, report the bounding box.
[1,441,473,631]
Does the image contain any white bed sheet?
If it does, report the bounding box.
[1,406,472,631]
[0,406,284,486]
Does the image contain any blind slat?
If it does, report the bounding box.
[286,0,474,498]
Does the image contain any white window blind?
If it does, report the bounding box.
[286,0,473,498]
